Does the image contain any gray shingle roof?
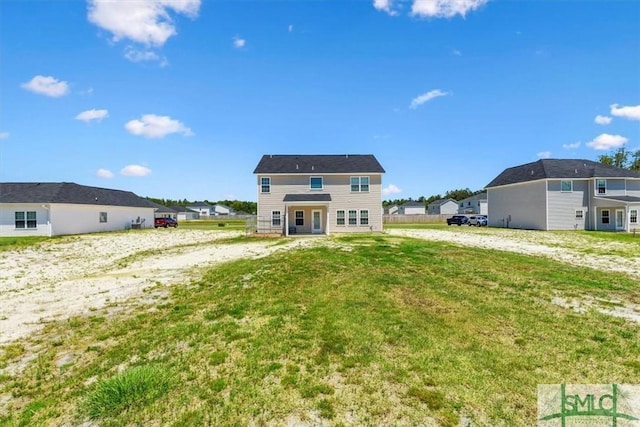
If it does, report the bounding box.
[428,198,457,206]
[283,194,332,202]
[254,154,385,174]
[401,201,425,207]
[0,182,155,208]
[486,159,640,188]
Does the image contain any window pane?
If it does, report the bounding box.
[602,210,610,224]
[631,210,638,224]
[26,211,36,220]
[360,177,369,192]
[15,212,25,220]
[360,210,369,225]
[100,212,108,223]
[310,177,323,189]
[350,177,359,192]
[575,210,583,219]
[348,210,357,225]
[261,177,270,193]
[337,210,345,225]
[295,211,304,226]
[597,180,606,194]
[272,211,281,226]
[561,181,572,192]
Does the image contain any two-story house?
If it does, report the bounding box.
[486,159,640,231]
[457,193,487,215]
[253,154,385,235]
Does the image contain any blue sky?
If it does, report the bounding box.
[1,0,639,202]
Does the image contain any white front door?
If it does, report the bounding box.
[615,209,625,230]
[312,210,322,234]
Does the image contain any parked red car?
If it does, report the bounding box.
[154,217,178,228]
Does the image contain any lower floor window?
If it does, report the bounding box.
[631,209,638,224]
[15,211,37,229]
[272,211,281,227]
[575,210,584,220]
[360,210,369,225]
[100,212,108,223]
[295,210,304,226]
[348,210,357,225]
[336,210,345,226]
[601,209,610,224]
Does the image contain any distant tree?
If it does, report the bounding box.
[597,147,640,170]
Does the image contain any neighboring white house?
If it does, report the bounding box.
[427,198,458,215]
[398,201,426,215]
[254,154,385,235]
[457,193,488,215]
[212,204,235,216]
[384,205,399,215]
[149,201,177,219]
[0,182,156,237]
[486,159,640,231]
[186,202,215,217]
[172,206,200,221]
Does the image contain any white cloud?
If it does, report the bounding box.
[288,24,294,32]
[594,115,612,125]
[410,89,449,109]
[610,104,640,121]
[125,114,193,138]
[233,36,246,48]
[21,75,69,97]
[562,141,581,149]
[87,0,201,46]
[537,151,552,159]
[411,0,488,18]
[586,133,628,151]
[373,0,398,15]
[382,184,402,196]
[0,132,9,140]
[124,46,167,66]
[120,164,152,177]
[75,109,109,122]
[96,168,114,178]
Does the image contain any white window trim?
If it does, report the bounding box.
[350,176,370,193]
[630,209,638,224]
[271,210,281,227]
[309,176,323,190]
[347,209,358,226]
[561,180,573,192]
[596,179,607,195]
[261,177,271,194]
[359,209,369,226]
[336,210,345,226]
[601,209,610,224]
[15,211,37,229]
[575,209,584,220]
[295,210,304,226]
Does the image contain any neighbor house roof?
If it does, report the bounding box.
[187,202,213,208]
[401,201,425,207]
[486,159,640,188]
[0,182,155,208]
[147,201,177,213]
[254,154,385,174]
[428,198,457,206]
[169,206,196,213]
[458,193,487,203]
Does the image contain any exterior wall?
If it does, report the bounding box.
[597,178,626,197]
[1,203,154,236]
[457,200,487,215]
[400,206,425,215]
[429,201,458,215]
[626,179,640,196]
[487,180,547,229]
[256,173,383,234]
[177,212,199,221]
[0,203,52,236]
[547,179,590,230]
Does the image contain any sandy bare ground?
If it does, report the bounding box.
[2,228,639,347]
[0,230,317,345]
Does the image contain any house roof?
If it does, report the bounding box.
[428,198,457,206]
[486,159,640,188]
[147,201,177,213]
[187,202,213,208]
[401,201,425,207]
[458,193,487,203]
[254,154,385,174]
[595,195,640,203]
[0,182,155,208]
[283,194,332,202]
[169,206,196,213]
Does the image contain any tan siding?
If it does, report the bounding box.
[256,174,383,233]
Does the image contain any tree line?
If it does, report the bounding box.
[146,197,257,215]
[382,188,485,207]
[597,147,640,171]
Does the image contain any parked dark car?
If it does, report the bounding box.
[154,217,178,228]
[446,215,469,226]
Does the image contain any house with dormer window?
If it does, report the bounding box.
[486,159,640,231]
[253,154,385,235]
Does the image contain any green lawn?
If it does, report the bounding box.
[1,234,638,426]
[0,236,53,252]
[179,218,249,231]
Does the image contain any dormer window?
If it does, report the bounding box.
[310,176,323,190]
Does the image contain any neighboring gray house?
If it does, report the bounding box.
[171,206,200,221]
[0,182,156,236]
[427,198,458,215]
[149,201,177,219]
[458,193,488,215]
[398,201,426,215]
[486,159,640,231]
[254,154,385,235]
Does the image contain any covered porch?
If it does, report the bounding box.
[283,194,331,236]
[593,196,640,232]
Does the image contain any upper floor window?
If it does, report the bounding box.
[310,177,323,190]
[596,179,606,195]
[561,180,572,192]
[15,211,36,229]
[261,177,271,193]
[350,176,369,192]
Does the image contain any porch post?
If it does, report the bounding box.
[285,205,289,236]
[326,209,330,235]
